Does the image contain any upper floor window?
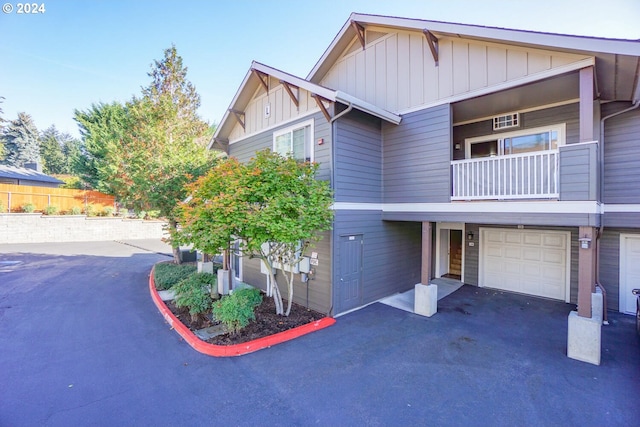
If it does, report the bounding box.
[465,124,565,159]
[273,119,314,162]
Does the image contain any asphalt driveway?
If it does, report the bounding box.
[1,240,638,426]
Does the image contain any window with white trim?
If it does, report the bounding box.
[273,120,314,162]
[465,124,565,159]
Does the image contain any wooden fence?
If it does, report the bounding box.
[0,183,116,213]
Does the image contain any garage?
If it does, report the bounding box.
[620,234,640,314]
[480,228,570,301]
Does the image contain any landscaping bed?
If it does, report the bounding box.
[165,297,325,345]
[151,262,334,354]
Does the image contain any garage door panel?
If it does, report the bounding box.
[543,234,566,248]
[523,233,542,246]
[480,228,569,301]
[505,232,522,244]
[522,248,541,261]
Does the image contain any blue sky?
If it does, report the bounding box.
[1,0,639,138]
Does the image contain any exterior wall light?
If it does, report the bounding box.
[579,236,592,249]
[467,231,474,240]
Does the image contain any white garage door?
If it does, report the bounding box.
[480,228,570,301]
[620,235,640,315]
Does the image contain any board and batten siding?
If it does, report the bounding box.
[228,79,320,142]
[333,111,382,203]
[320,29,590,114]
[229,111,332,182]
[382,104,451,203]
[333,210,421,313]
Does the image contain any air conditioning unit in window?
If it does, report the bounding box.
[493,113,519,130]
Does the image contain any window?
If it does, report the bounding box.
[493,113,519,130]
[231,240,242,281]
[465,124,564,159]
[273,120,314,162]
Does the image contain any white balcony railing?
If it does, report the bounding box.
[451,150,559,200]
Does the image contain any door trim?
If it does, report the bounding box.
[619,234,640,314]
[435,222,465,282]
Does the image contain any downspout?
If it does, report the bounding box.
[596,99,640,324]
[327,102,352,316]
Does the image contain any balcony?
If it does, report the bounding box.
[451,150,559,200]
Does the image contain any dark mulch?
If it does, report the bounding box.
[165,296,325,345]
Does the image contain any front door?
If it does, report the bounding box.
[337,234,363,313]
[436,223,465,281]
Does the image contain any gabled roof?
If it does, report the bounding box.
[308,13,640,102]
[211,61,401,146]
[0,165,64,185]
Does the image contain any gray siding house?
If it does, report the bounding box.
[211,13,640,361]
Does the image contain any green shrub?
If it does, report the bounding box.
[44,205,58,215]
[172,273,217,322]
[153,262,197,291]
[21,203,36,213]
[84,204,97,216]
[69,206,82,215]
[102,206,114,217]
[212,288,263,334]
[146,210,161,219]
[0,200,4,213]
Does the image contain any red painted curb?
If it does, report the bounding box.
[149,266,336,357]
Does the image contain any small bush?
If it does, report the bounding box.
[44,205,58,215]
[212,288,263,334]
[153,262,197,291]
[172,273,217,322]
[102,206,114,217]
[21,203,36,213]
[145,210,161,219]
[69,206,82,215]
[84,204,97,216]
[0,200,4,213]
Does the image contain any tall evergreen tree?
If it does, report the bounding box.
[2,112,40,167]
[39,125,82,175]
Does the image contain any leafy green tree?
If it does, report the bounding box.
[175,150,334,316]
[2,112,40,167]
[75,46,213,263]
[74,101,130,191]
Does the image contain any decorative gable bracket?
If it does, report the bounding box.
[423,30,439,65]
[351,21,365,50]
[252,69,270,93]
[229,109,246,130]
[280,80,300,107]
[311,94,333,122]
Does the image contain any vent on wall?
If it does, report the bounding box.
[493,113,519,130]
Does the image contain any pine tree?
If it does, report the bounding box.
[2,112,40,167]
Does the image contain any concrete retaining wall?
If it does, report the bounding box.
[0,214,168,244]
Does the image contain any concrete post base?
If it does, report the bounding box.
[567,310,601,365]
[414,283,438,317]
[592,288,603,324]
[217,269,230,295]
[197,261,214,274]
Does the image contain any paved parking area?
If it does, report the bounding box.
[1,240,638,426]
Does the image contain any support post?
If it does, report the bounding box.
[579,66,594,142]
[415,222,437,317]
[577,226,596,318]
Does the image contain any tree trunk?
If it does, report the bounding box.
[168,219,182,264]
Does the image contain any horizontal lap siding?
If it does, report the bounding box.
[383,104,451,203]
[334,112,382,202]
[229,112,332,183]
[603,107,640,205]
[333,210,421,311]
[599,228,623,312]
[559,143,597,200]
[240,231,332,315]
